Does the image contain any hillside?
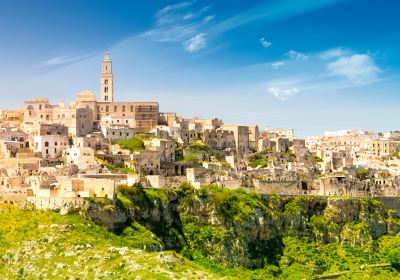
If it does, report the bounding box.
[84,184,400,279]
[0,204,219,279]
[2,185,400,279]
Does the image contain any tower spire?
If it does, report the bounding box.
[100,52,113,102]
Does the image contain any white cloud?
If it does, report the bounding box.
[183,33,207,53]
[259,37,271,48]
[182,13,195,20]
[155,1,196,25]
[203,15,215,23]
[42,51,98,67]
[319,48,349,60]
[286,50,308,60]
[144,25,196,42]
[44,56,72,66]
[268,87,299,100]
[144,1,212,53]
[271,61,285,69]
[327,54,380,84]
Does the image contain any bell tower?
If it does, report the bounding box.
[100,52,113,102]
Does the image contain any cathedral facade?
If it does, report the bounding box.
[21,53,159,137]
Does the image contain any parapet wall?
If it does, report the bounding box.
[27,197,84,211]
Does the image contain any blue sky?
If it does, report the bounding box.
[1,0,400,137]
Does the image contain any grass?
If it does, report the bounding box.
[0,204,220,279]
[116,138,145,152]
[3,186,400,279]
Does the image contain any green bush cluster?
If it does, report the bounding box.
[196,185,266,222]
[313,156,323,162]
[355,167,369,180]
[249,157,268,168]
[183,153,201,165]
[106,163,136,174]
[186,141,209,153]
[116,138,145,152]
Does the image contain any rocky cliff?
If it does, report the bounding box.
[82,184,400,269]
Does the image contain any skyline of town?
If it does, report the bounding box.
[2,2,400,278]
[1,0,400,137]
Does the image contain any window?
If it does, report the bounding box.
[45,141,49,147]
[114,106,117,112]
[106,106,109,112]
[55,142,57,146]
[130,106,133,112]
[39,105,42,110]
[105,79,108,84]
[105,96,108,101]
[122,106,125,112]
[104,86,108,93]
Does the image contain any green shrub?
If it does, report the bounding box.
[249,158,268,168]
[313,156,323,163]
[117,138,145,152]
[183,153,200,165]
[356,167,369,180]
[186,141,209,153]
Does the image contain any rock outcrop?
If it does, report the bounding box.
[82,185,400,268]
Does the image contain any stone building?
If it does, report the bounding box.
[21,122,68,136]
[64,147,96,168]
[145,138,175,162]
[32,135,69,158]
[126,151,161,175]
[262,129,295,141]
[22,97,94,137]
[100,52,114,102]
[73,133,110,151]
[370,139,400,157]
[0,110,23,128]
[248,125,259,150]
[21,53,159,136]
[220,124,250,154]
[203,129,235,151]
[101,127,136,141]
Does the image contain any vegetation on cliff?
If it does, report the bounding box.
[2,185,400,279]
[95,184,400,279]
[116,138,145,152]
[0,204,219,279]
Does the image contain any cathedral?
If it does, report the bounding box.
[21,53,159,137]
